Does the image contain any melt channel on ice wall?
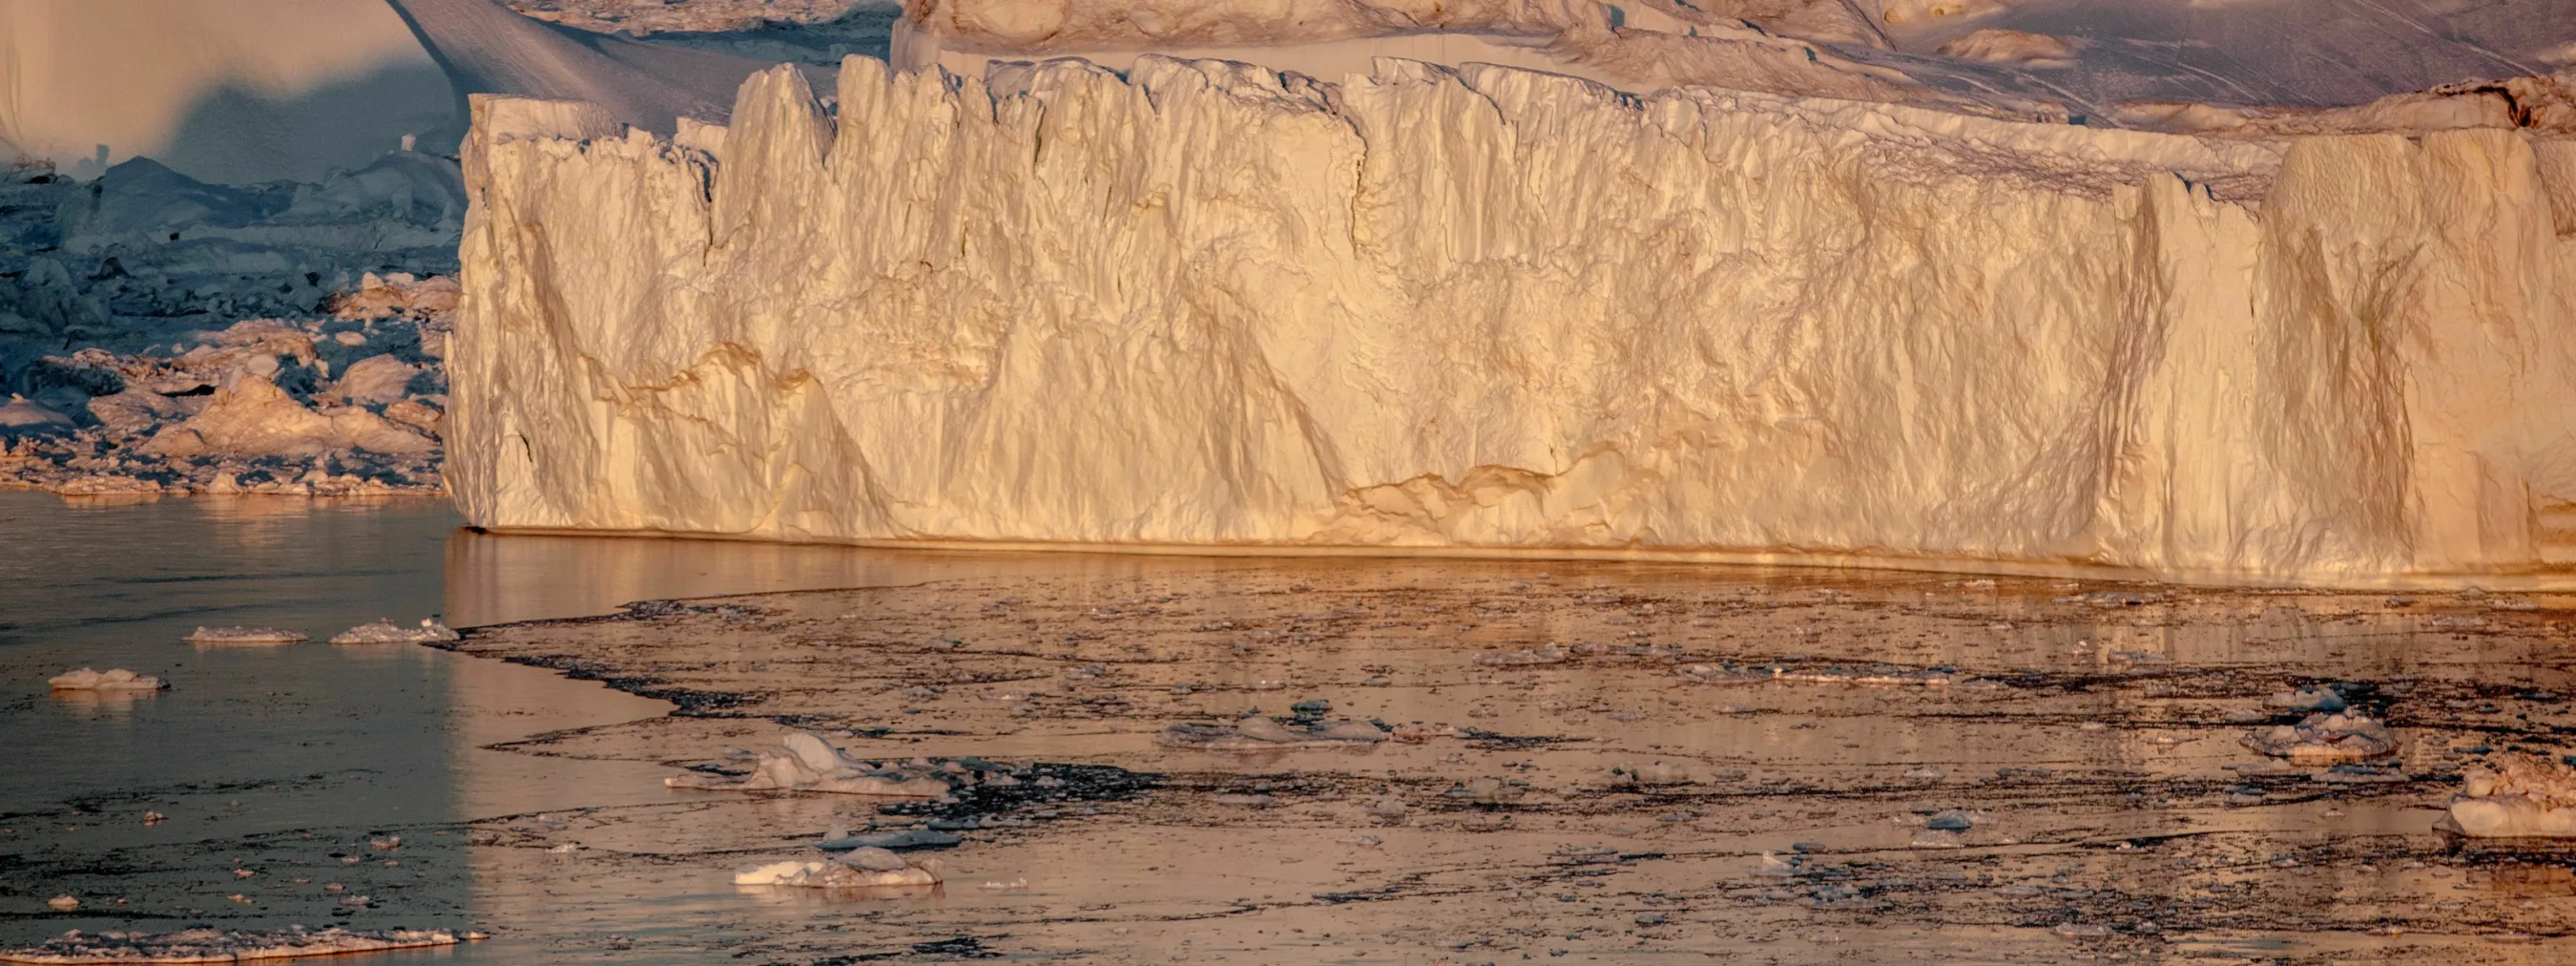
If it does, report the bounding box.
[447,55,2576,586]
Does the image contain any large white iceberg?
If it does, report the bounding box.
[446,52,2576,585]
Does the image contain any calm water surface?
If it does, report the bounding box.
[0,489,952,960]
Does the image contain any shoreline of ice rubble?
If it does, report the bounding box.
[328,619,460,644]
[0,926,479,965]
[0,149,462,500]
[0,271,455,498]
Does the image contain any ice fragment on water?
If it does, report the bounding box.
[47,668,167,691]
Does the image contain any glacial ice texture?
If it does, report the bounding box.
[449,56,2576,585]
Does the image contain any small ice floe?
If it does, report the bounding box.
[328,619,458,644]
[734,849,944,889]
[2240,711,2399,763]
[2439,753,2576,838]
[46,668,167,691]
[183,627,307,645]
[666,731,953,797]
[1472,645,1568,666]
[0,926,476,963]
[814,828,960,850]
[1911,810,1974,848]
[1607,762,1693,786]
[2264,685,2348,713]
[1155,714,1386,751]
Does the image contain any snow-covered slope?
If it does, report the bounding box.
[448,57,2576,584]
[0,0,454,183]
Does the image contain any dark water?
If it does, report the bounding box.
[0,489,944,958]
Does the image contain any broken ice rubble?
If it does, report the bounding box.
[46,668,167,691]
[2440,753,2576,838]
[734,848,945,889]
[666,731,952,796]
[2240,711,2399,763]
[328,619,460,644]
[0,926,475,964]
[1156,714,1388,750]
[183,626,308,645]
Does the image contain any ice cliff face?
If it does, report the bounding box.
[449,56,2576,584]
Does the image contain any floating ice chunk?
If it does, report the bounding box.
[0,926,478,963]
[1608,762,1693,786]
[183,626,308,644]
[2263,685,2347,713]
[1155,715,1387,751]
[1473,645,1568,666]
[2240,711,2398,763]
[733,850,944,889]
[666,731,952,797]
[47,668,168,691]
[2440,754,2576,838]
[328,619,460,644]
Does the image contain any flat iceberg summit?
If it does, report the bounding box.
[447,52,2576,585]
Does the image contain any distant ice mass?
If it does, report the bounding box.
[0,0,824,184]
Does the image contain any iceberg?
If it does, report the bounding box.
[447,52,2576,585]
